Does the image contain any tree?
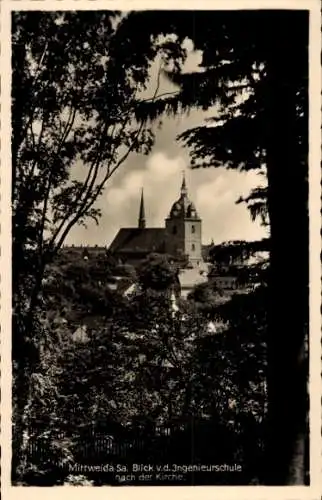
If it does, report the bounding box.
[194,285,268,483]
[12,250,131,483]
[12,10,188,478]
[187,282,225,320]
[19,260,212,484]
[121,10,308,484]
[137,253,180,292]
[181,13,308,485]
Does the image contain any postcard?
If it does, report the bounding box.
[1,1,321,499]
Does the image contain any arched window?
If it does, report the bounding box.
[172,226,177,234]
[191,225,195,233]
[191,243,195,251]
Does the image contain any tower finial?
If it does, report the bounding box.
[138,188,146,229]
[181,170,187,196]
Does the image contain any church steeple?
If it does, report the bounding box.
[180,170,188,197]
[165,171,202,265]
[138,188,146,229]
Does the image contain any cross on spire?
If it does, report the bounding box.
[181,170,188,196]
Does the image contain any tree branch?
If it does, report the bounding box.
[38,104,78,258]
[137,89,180,104]
[53,64,164,252]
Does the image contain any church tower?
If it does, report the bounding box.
[165,173,202,265]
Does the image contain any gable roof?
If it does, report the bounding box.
[109,228,166,255]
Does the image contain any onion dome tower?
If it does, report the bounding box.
[165,172,202,265]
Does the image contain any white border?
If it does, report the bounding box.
[0,0,319,11]
[1,1,321,499]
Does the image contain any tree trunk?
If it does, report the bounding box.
[12,273,43,482]
[264,26,309,485]
[11,356,32,483]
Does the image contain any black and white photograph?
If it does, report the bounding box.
[1,0,321,495]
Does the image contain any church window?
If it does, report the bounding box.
[191,225,195,233]
[172,226,177,234]
[192,243,195,251]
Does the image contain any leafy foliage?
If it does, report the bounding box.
[137,253,180,291]
[14,249,268,485]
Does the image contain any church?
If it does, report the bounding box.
[109,173,204,268]
[61,174,210,298]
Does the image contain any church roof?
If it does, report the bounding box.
[109,228,166,255]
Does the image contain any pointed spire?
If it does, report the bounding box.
[181,170,188,197]
[138,188,146,229]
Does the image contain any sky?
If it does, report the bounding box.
[65,38,267,248]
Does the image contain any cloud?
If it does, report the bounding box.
[105,152,186,234]
[66,149,267,247]
[138,36,203,102]
[64,26,268,249]
[104,156,267,247]
[196,169,267,244]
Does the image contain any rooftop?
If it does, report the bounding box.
[109,227,166,255]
